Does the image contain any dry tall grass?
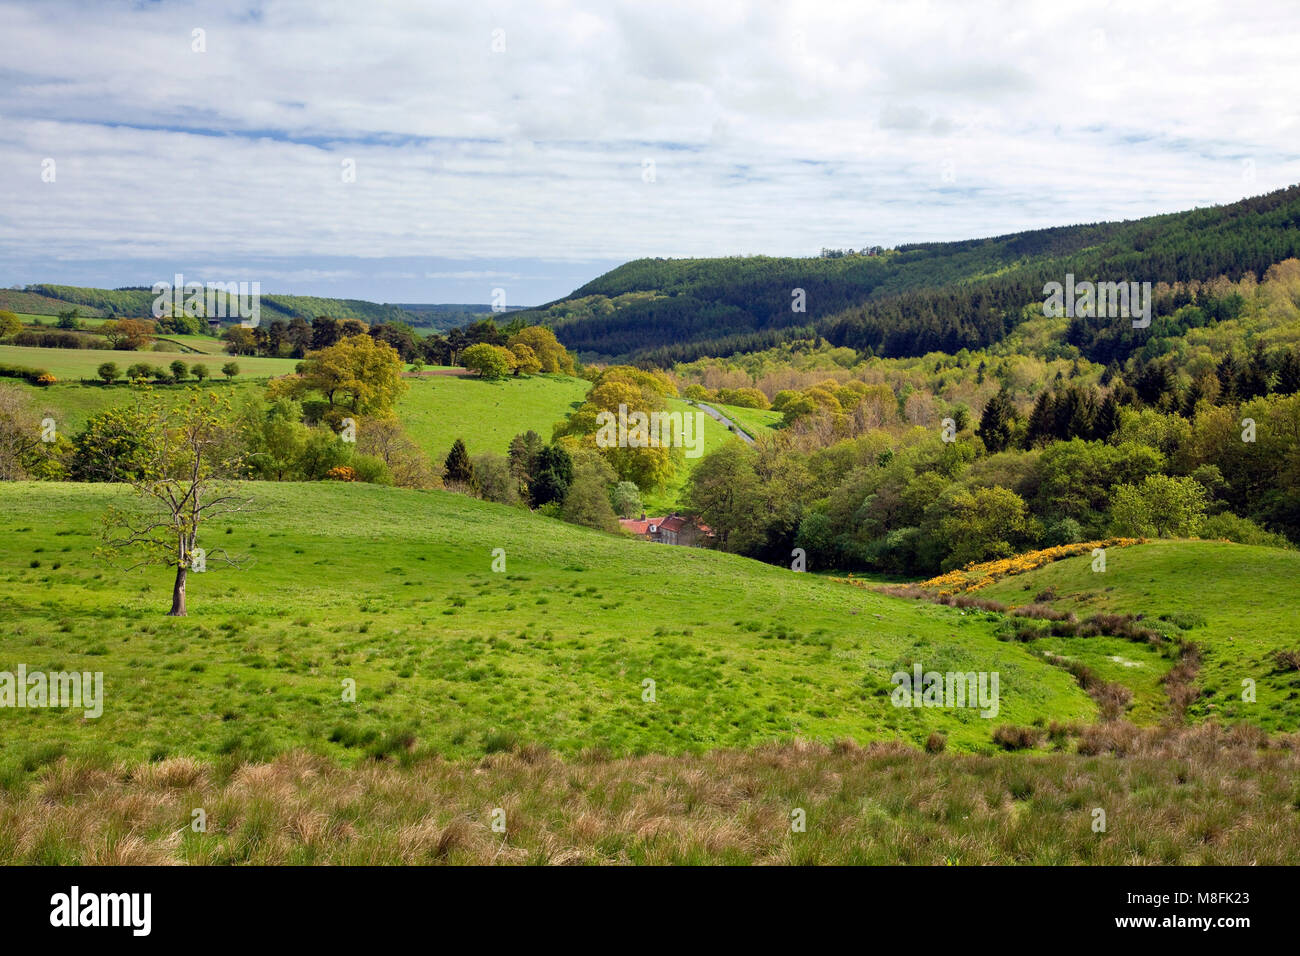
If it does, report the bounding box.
[2,723,1298,864]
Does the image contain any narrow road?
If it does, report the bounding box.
[696,402,756,445]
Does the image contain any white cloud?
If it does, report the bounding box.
[1,0,1297,285]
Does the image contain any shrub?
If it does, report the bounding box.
[0,364,53,385]
[611,480,642,518]
[349,454,393,485]
[1199,512,1293,548]
[325,465,358,482]
[1274,650,1300,672]
[34,374,55,387]
[9,330,88,349]
[924,732,946,754]
[992,725,1044,751]
[97,362,121,384]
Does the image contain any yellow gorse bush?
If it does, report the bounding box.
[919,538,1145,595]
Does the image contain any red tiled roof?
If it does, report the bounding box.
[619,516,666,535]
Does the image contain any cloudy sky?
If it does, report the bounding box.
[1,0,1297,305]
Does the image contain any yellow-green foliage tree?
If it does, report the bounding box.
[509,342,542,375]
[555,365,679,490]
[269,333,407,417]
[462,342,517,380]
[508,326,576,375]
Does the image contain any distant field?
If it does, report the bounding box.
[156,334,229,354]
[979,540,1300,732]
[0,481,1095,778]
[710,401,783,438]
[397,374,591,461]
[10,381,264,438]
[0,343,298,380]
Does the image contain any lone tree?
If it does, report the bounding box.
[99,390,251,616]
[444,437,475,488]
[461,342,516,380]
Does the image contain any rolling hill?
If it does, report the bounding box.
[7,285,498,330]
[520,185,1300,364]
[0,481,1098,778]
[977,540,1300,732]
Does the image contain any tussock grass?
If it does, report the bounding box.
[3,723,1298,864]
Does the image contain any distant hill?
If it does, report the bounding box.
[394,303,527,332]
[8,285,503,331]
[518,185,1300,364]
[0,288,107,317]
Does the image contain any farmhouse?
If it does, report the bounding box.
[619,513,713,547]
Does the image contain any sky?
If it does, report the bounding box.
[1,0,1298,306]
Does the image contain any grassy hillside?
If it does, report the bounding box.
[709,402,783,439]
[0,290,105,317]
[978,540,1300,732]
[0,482,1098,780]
[9,381,265,440]
[396,374,591,462]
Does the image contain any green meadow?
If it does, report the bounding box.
[709,401,783,439]
[0,481,1097,782]
[395,373,590,461]
[11,380,264,440]
[980,540,1300,732]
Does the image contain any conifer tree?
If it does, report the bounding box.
[976,386,1016,453]
[444,438,476,488]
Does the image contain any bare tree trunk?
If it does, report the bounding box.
[169,565,187,617]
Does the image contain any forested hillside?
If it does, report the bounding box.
[523,186,1300,364]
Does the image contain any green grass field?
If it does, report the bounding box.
[0,481,1098,781]
[395,374,590,462]
[979,540,1300,732]
[9,381,264,440]
[709,402,783,439]
[0,343,298,380]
